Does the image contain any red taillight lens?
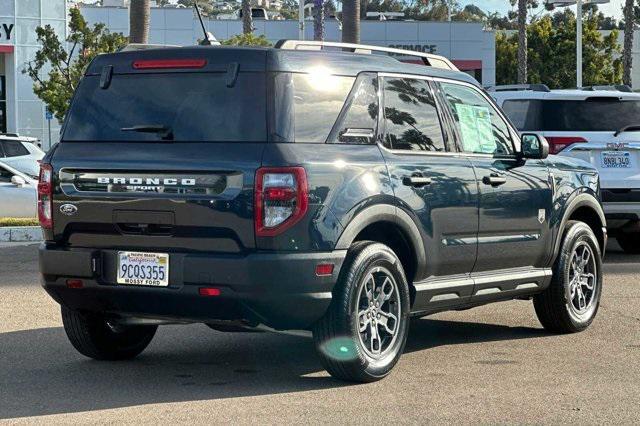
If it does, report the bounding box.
[315,263,334,276]
[132,59,207,70]
[255,167,308,237]
[546,136,587,154]
[199,287,221,297]
[37,163,53,229]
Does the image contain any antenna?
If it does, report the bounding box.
[194,1,214,46]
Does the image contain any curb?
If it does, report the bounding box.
[0,226,43,243]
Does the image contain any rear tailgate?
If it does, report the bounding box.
[47,48,269,253]
[548,131,640,189]
[50,142,263,253]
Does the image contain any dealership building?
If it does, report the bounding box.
[1,1,636,150]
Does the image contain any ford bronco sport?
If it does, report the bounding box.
[39,41,606,382]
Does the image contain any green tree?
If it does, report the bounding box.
[23,8,128,122]
[221,33,272,46]
[496,13,622,88]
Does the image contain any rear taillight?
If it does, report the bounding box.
[255,167,308,237]
[38,164,53,229]
[546,136,587,154]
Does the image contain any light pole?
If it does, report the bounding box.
[545,0,610,88]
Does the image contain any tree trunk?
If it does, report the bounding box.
[242,0,253,34]
[314,0,325,41]
[623,0,634,86]
[516,0,527,84]
[129,0,150,44]
[342,0,360,44]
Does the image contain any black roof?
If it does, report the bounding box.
[86,45,478,86]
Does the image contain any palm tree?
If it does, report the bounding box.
[314,0,325,41]
[516,0,527,84]
[129,0,150,44]
[242,0,253,34]
[342,0,360,44]
[623,0,635,86]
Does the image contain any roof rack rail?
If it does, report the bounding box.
[581,85,633,93]
[0,133,19,137]
[486,84,550,93]
[274,40,459,71]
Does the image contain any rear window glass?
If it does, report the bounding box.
[63,72,266,142]
[273,72,355,143]
[502,98,640,132]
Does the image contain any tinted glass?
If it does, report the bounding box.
[503,98,640,132]
[273,72,354,143]
[0,165,12,183]
[63,73,266,142]
[501,100,542,130]
[329,73,379,144]
[383,78,445,151]
[441,83,513,155]
[2,141,29,157]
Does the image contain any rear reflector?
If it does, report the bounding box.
[199,287,221,297]
[132,59,207,70]
[66,279,84,289]
[546,136,587,154]
[315,263,334,276]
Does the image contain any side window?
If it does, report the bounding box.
[501,99,542,131]
[382,77,445,152]
[0,165,12,183]
[2,141,29,157]
[440,83,514,155]
[272,72,355,143]
[328,73,379,144]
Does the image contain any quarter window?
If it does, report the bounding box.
[440,83,513,155]
[383,78,445,152]
[1,141,29,157]
[328,73,379,144]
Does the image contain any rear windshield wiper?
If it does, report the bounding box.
[121,125,174,140]
[614,124,640,137]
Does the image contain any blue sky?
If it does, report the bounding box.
[461,0,624,20]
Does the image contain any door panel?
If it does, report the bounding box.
[471,157,553,271]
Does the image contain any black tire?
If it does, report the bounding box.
[313,241,410,382]
[533,221,603,333]
[616,232,640,254]
[61,306,157,360]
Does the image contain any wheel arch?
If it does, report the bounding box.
[335,204,427,287]
[553,193,606,262]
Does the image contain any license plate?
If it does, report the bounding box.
[601,151,632,169]
[117,251,169,286]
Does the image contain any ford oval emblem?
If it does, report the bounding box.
[60,204,78,216]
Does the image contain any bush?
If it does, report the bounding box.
[221,34,272,47]
[0,218,39,227]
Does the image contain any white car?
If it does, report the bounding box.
[489,84,640,253]
[0,161,37,218]
[0,134,45,179]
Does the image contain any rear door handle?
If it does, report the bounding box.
[402,175,432,188]
[482,174,507,187]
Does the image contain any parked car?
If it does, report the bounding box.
[0,134,45,179]
[0,161,37,218]
[39,41,605,382]
[489,84,640,254]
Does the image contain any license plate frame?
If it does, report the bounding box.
[601,151,632,169]
[117,251,169,287]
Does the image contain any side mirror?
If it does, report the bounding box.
[521,133,549,160]
[11,175,27,187]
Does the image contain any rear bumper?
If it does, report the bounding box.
[39,245,346,330]
[603,202,640,222]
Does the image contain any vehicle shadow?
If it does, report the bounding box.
[0,318,548,419]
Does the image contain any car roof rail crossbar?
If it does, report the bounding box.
[119,43,181,52]
[486,84,550,93]
[274,39,459,71]
[581,85,633,93]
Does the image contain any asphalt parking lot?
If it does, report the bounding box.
[0,243,638,424]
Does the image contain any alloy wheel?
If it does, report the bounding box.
[568,242,598,314]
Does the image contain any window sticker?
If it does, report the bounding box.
[454,103,494,154]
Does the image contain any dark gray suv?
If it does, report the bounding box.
[38,41,606,382]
